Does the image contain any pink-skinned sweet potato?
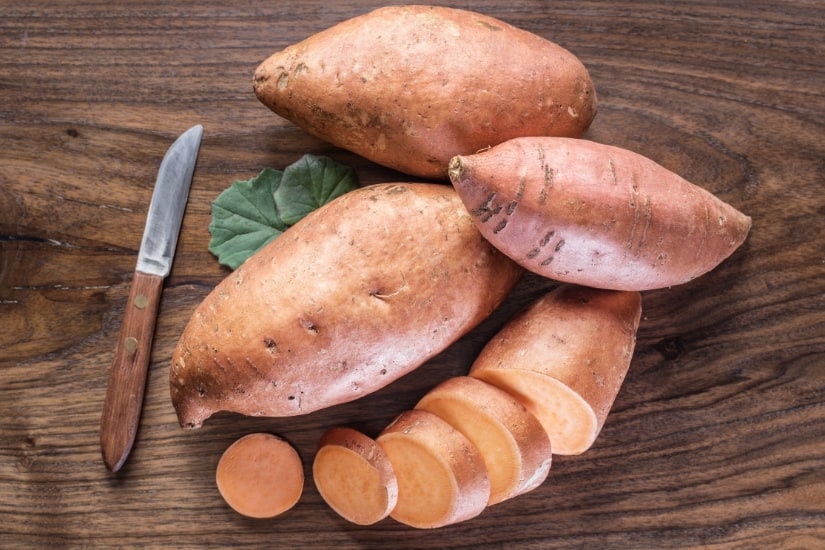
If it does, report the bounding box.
[448,137,752,291]
[170,183,523,428]
[253,5,597,179]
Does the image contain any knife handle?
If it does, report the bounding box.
[100,270,164,472]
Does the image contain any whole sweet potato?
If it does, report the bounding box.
[253,5,597,179]
[170,183,523,428]
[449,137,752,291]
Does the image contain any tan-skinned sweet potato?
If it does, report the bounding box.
[170,183,523,428]
[449,137,752,291]
[253,5,597,179]
[469,284,642,455]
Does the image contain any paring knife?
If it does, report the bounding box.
[100,125,203,472]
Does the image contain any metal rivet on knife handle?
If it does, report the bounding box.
[134,294,149,309]
[124,337,138,354]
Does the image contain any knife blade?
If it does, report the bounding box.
[100,124,203,472]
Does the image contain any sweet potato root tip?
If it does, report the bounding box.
[447,156,465,182]
[415,376,552,505]
[215,433,304,518]
[377,409,490,529]
[313,427,398,525]
[469,285,642,455]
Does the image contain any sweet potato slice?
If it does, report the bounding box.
[377,409,490,528]
[449,136,752,291]
[470,285,642,455]
[415,376,551,505]
[313,427,398,525]
[215,433,304,518]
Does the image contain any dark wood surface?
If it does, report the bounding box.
[2,1,823,548]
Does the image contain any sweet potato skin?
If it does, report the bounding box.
[170,183,523,428]
[253,5,597,179]
[449,137,752,290]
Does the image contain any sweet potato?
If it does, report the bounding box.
[170,183,523,428]
[448,137,752,291]
[313,427,398,525]
[414,376,551,505]
[470,284,642,455]
[253,5,597,179]
[377,409,490,528]
[215,433,304,518]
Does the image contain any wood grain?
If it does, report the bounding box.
[1,1,824,548]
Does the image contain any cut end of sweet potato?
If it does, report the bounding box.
[313,427,398,525]
[215,433,304,519]
[415,376,551,505]
[377,409,490,529]
[468,285,641,455]
[472,368,599,455]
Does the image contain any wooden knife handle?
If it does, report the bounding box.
[100,270,164,472]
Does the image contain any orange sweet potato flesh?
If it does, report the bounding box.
[170,183,523,428]
[470,284,642,455]
[253,5,597,179]
[313,427,398,525]
[415,376,551,505]
[215,433,304,519]
[449,137,752,291]
[377,409,490,529]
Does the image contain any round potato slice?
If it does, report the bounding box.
[415,376,552,505]
[377,409,490,529]
[313,427,398,525]
[215,433,304,519]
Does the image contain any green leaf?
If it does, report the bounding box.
[274,154,359,225]
[208,167,286,270]
[208,157,358,269]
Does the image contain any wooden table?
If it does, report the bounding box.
[2,1,823,548]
